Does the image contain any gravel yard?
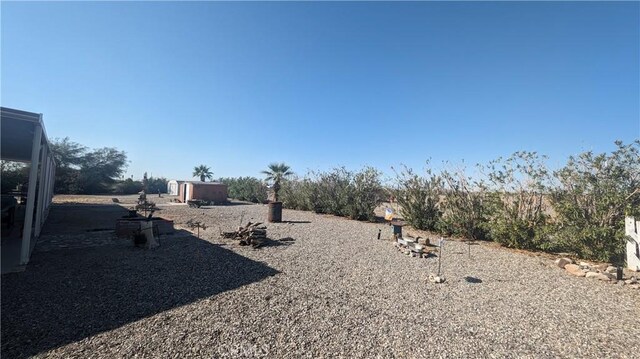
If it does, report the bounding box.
[2,198,639,358]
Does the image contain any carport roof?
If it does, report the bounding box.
[1,107,50,162]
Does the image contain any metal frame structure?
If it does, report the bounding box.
[1,107,56,265]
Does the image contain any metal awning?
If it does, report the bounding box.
[1,107,56,269]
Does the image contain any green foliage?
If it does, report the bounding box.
[50,138,128,194]
[220,177,268,203]
[484,151,550,249]
[0,161,28,193]
[113,178,143,194]
[261,162,293,202]
[438,167,491,240]
[391,165,442,231]
[279,176,319,212]
[146,176,168,194]
[76,147,128,194]
[280,167,382,221]
[548,140,640,263]
[193,165,213,182]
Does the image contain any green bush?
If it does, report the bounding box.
[548,140,640,263]
[392,165,442,231]
[220,177,268,203]
[484,151,550,249]
[280,167,382,221]
[438,167,491,240]
[280,177,319,212]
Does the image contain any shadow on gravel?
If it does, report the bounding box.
[282,220,311,224]
[1,223,279,358]
[464,276,483,284]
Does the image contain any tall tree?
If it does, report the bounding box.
[193,165,213,182]
[77,147,128,193]
[262,162,293,202]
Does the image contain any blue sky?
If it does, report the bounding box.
[2,1,638,181]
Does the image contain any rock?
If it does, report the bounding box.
[428,274,445,284]
[624,277,637,285]
[565,264,586,277]
[602,272,617,280]
[417,238,428,245]
[630,284,640,290]
[586,272,611,281]
[555,258,572,269]
[593,263,610,272]
[605,266,617,274]
[579,261,591,268]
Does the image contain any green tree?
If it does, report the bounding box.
[193,165,213,182]
[77,147,128,193]
[261,162,293,202]
[50,137,87,193]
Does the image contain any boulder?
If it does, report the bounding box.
[565,264,586,277]
[417,238,428,245]
[555,258,572,269]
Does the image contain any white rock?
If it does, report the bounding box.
[428,274,445,284]
[417,238,428,245]
[605,266,617,274]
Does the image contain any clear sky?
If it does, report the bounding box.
[2,1,639,181]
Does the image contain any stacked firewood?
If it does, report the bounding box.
[221,222,267,247]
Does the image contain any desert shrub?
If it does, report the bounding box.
[484,151,550,249]
[280,177,319,211]
[220,177,267,203]
[548,140,640,262]
[392,165,442,231]
[314,167,354,216]
[280,167,382,221]
[346,167,383,221]
[438,166,491,240]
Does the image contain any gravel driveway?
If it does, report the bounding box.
[2,200,639,358]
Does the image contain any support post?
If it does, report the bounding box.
[34,144,48,237]
[21,125,43,265]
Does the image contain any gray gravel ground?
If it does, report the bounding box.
[2,201,639,358]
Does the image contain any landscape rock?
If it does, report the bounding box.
[593,263,610,272]
[605,266,617,274]
[555,258,572,269]
[417,238,428,245]
[585,272,611,281]
[579,261,591,267]
[624,277,637,285]
[428,274,445,284]
[565,264,586,277]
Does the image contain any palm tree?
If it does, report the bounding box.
[261,162,293,202]
[193,165,213,182]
